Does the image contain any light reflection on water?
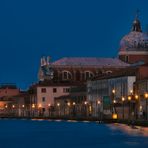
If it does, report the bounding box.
[108,123,148,137]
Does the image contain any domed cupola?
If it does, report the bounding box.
[118,12,148,64]
[132,16,142,32]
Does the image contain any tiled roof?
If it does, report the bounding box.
[51,57,129,67]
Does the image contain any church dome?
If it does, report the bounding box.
[120,31,148,51]
[119,16,148,52]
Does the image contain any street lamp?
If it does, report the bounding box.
[84,101,88,117]
[113,100,116,104]
[112,89,116,115]
[122,97,125,119]
[67,102,71,116]
[135,95,139,100]
[84,101,88,105]
[130,90,133,95]
[32,104,35,117]
[57,103,60,116]
[128,95,131,119]
[112,89,115,94]
[97,100,101,121]
[134,95,139,120]
[144,93,148,120]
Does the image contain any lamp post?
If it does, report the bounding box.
[72,102,76,117]
[84,101,88,117]
[48,104,51,117]
[112,89,116,114]
[67,102,71,117]
[57,103,60,117]
[134,94,139,120]
[144,93,148,120]
[97,100,101,121]
[32,104,35,117]
[128,95,131,120]
[122,97,125,119]
[22,105,25,117]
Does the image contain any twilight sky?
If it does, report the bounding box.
[0,0,148,89]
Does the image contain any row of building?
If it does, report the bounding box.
[0,14,148,120]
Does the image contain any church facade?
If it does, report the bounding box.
[38,57,129,83]
[38,15,148,82]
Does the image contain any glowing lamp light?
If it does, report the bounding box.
[135,95,139,100]
[73,102,76,105]
[112,113,118,119]
[128,96,131,101]
[57,103,60,107]
[97,100,101,104]
[67,102,71,106]
[84,101,88,105]
[122,97,125,101]
[32,104,35,108]
[48,104,51,107]
[130,90,133,94]
[113,100,116,104]
[12,105,15,108]
[22,105,25,108]
[38,104,42,108]
[140,105,143,111]
[145,93,148,98]
[5,105,8,108]
[89,106,92,112]
[112,89,115,94]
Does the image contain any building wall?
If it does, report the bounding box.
[37,86,70,115]
[0,88,20,97]
[87,76,136,117]
[119,54,148,64]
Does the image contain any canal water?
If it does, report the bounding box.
[0,119,147,148]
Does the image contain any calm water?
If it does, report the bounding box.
[0,119,147,148]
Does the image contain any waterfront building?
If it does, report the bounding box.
[26,81,84,117]
[134,63,148,120]
[54,85,87,117]
[0,84,20,116]
[87,69,136,119]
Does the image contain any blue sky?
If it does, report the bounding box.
[0,0,147,89]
